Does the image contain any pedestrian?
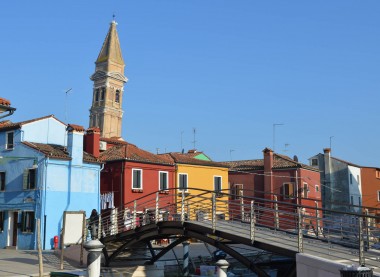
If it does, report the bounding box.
[88,209,99,240]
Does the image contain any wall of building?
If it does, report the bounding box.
[361,168,380,214]
[22,117,66,146]
[175,164,229,219]
[101,161,175,211]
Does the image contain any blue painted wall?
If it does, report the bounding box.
[0,116,101,250]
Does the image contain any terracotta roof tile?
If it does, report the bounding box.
[221,153,319,172]
[67,124,85,132]
[22,142,101,164]
[100,143,174,165]
[0,98,11,106]
[162,152,228,168]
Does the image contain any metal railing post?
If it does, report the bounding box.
[359,215,365,266]
[212,193,216,233]
[364,209,370,250]
[133,200,137,229]
[315,201,319,237]
[97,214,102,239]
[240,197,244,222]
[155,192,159,224]
[298,207,304,253]
[181,190,185,223]
[250,200,255,244]
[274,195,279,230]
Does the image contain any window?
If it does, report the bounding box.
[311,159,318,166]
[283,183,295,199]
[0,172,5,191]
[378,191,380,202]
[358,197,361,207]
[21,211,34,233]
[178,173,188,191]
[214,176,222,193]
[376,171,380,178]
[159,171,168,191]
[303,183,309,198]
[23,168,36,190]
[95,89,99,102]
[349,174,353,184]
[351,195,354,205]
[231,184,243,200]
[0,211,3,232]
[357,175,360,185]
[115,90,120,103]
[6,131,14,150]
[132,169,142,189]
[315,185,319,193]
[101,87,105,101]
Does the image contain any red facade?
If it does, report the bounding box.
[225,148,322,230]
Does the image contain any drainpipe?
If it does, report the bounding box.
[121,160,124,207]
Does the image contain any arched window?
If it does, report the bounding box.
[101,87,105,101]
[115,90,120,103]
[95,89,99,102]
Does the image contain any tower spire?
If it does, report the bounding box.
[89,21,128,138]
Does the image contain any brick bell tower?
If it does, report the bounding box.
[89,20,127,138]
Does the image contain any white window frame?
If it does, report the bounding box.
[303,182,309,198]
[5,131,14,150]
[214,176,222,193]
[0,171,5,191]
[159,171,169,191]
[311,158,318,166]
[132,169,143,190]
[178,173,188,191]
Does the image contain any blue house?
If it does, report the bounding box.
[0,115,102,250]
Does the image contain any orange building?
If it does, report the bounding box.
[361,167,380,220]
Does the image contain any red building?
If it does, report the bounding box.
[84,128,175,211]
[223,148,322,231]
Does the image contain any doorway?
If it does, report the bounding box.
[7,211,18,248]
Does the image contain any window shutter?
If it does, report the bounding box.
[21,212,25,232]
[23,170,29,190]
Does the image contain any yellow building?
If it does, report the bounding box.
[162,151,229,220]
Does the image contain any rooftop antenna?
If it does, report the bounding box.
[64,88,72,123]
[112,13,116,22]
[329,136,334,151]
[229,149,235,160]
[192,128,197,149]
[180,131,184,152]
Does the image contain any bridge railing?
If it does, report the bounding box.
[93,188,380,268]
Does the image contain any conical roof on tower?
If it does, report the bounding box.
[96,21,124,65]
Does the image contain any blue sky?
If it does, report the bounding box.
[1,1,379,166]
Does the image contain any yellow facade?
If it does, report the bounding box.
[175,163,229,220]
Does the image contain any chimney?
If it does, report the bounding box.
[84,127,101,158]
[67,124,85,165]
[323,148,331,157]
[263,148,274,200]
